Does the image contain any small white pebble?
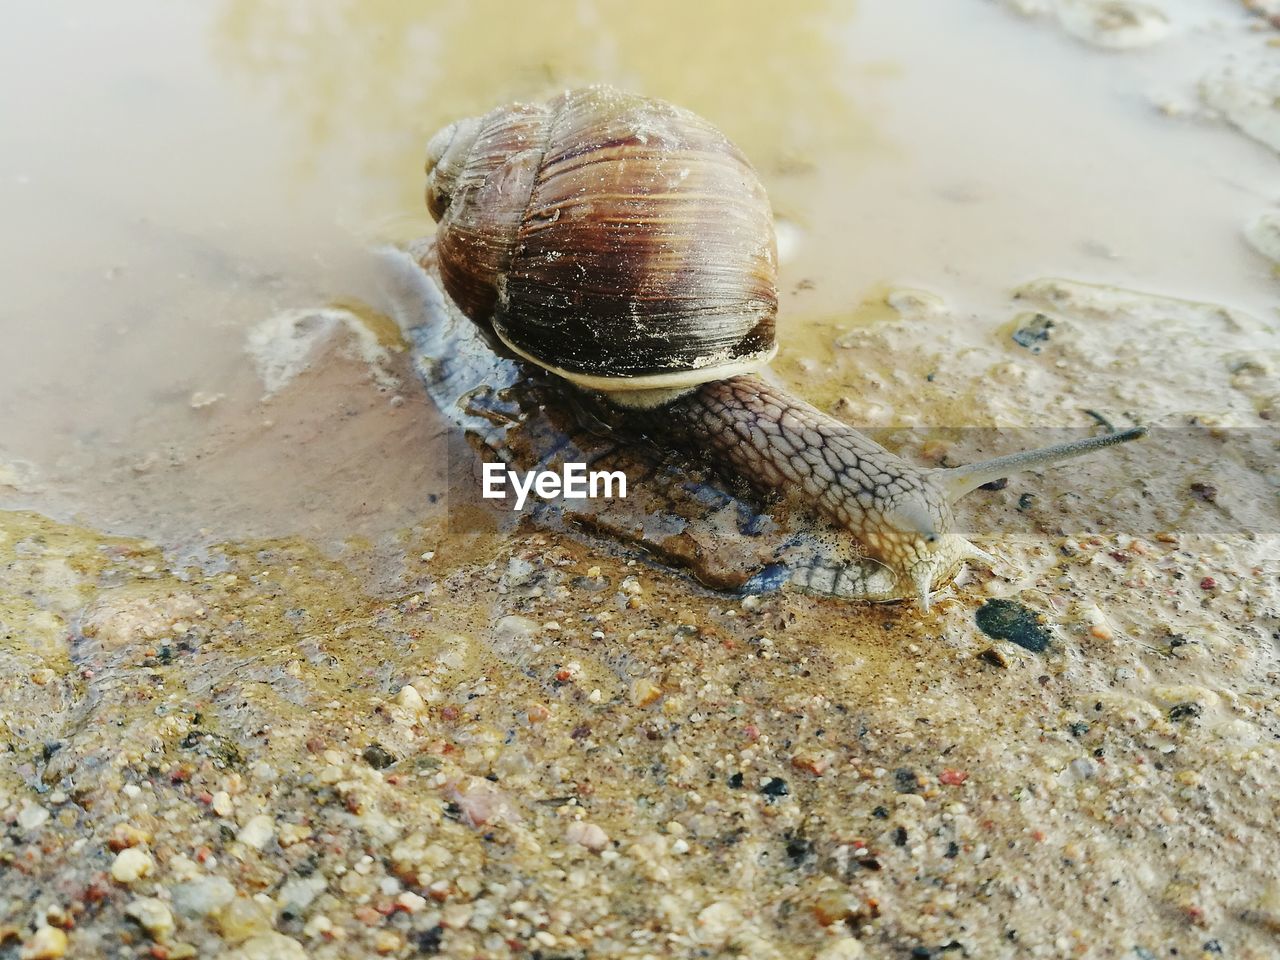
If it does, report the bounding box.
[111,847,154,884]
[395,684,425,712]
[566,820,610,851]
[237,814,275,850]
[125,897,175,939]
[396,891,427,913]
[696,902,741,946]
[211,791,234,818]
[17,802,50,831]
[303,914,333,939]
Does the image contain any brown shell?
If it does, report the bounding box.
[422,86,778,391]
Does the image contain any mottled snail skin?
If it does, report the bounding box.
[656,376,1144,606]
[422,86,1146,606]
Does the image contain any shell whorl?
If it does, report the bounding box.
[422,86,779,392]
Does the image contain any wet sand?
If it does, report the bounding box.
[2,1,1279,958]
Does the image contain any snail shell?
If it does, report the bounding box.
[423,86,778,395]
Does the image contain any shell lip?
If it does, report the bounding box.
[491,326,777,397]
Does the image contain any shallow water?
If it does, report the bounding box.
[1,0,1275,553]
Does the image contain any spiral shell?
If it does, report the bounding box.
[423,86,778,394]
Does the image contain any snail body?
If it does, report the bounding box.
[412,86,1144,607]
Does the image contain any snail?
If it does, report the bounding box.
[396,85,1144,608]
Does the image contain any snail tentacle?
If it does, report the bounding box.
[935,427,1147,503]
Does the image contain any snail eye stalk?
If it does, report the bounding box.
[936,427,1147,504]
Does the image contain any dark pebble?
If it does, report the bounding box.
[977,647,1010,669]
[785,836,813,864]
[1168,702,1203,722]
[975,599,1052,652]
[727,772,744,789]
[1189,481,1218,503]
[416,925,445,954]
[1068,722,1090,737]
[362,743,397,769]
[894,767,920,794]
[1012,313,1054,352]
[872,805,889,819]
[760,777,789,799]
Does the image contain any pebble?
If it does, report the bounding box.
[760,777,790,799]
[812,890,863,926]
[977,647,1010,669]
[302,915,333,939]
[395,684,425,712]
[111,847,155,884]
[696,901,742,946]
[396,891,428,913]
[19,926,68,960]
[630,678,662,707]
[373,930,404,954]
[216,897,276,942]
[126,897,175,940]
[236,814,275,849]
[814,937,867,960]
[566,820,610,851]
[171,876,237,917]
[362,743,397,769]
[277,876,327,913]
[109,822,151,850]
[217,933,307,960]
[211,791,234,818]
[16,801,50,831]
[975,599,1051,652]
[1011,312,1055,351]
